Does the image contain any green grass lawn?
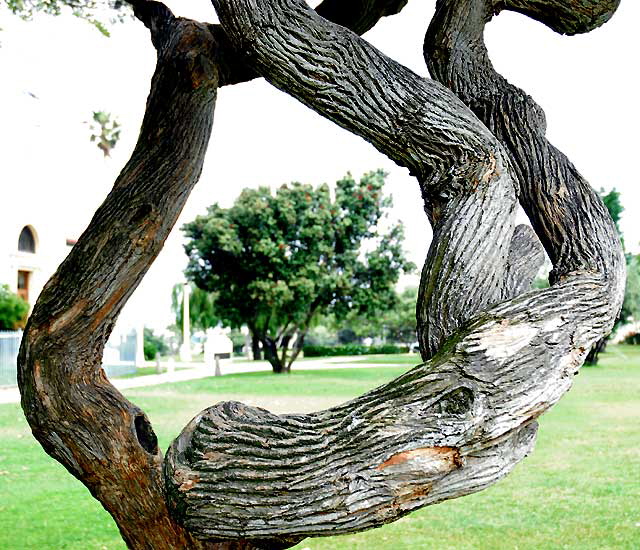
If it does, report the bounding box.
[1,346,639,549]
[348,353,422,365]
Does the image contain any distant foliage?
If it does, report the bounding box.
[170,283,220,336]
[143,327,169,360]
[341,286,418,343]
[89,111,121,157]
[183,171,415,372]
[0,284,29,330]
[620,255,640,324]
[586,188,630,363]
[4,0,129,36]
[303,344,409,358]
[599,187,623,238]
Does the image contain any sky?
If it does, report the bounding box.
[1,0,639,332]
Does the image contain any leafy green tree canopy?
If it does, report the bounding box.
[183,171,414,372]
[600,187,623,237]
[0,284,29,330]
[89,111,121,156]
[143,327,169,360]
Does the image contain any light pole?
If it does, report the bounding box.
[179,282,192,362]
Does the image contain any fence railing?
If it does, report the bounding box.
[0,329,140,387]
[0,330,21,387]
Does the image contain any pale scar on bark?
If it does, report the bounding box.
[377,446,463,472]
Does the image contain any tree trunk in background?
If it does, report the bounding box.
[261,337,289,374]
[251,332,262,361]
[585,337,608,365]
[18,0,624,548]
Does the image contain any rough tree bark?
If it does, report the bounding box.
[422,0,623,355]
[18,0,624,549]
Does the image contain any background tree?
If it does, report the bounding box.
[89,111,121,157]
[600,188,623,238]
[0,284,29,330]
[585,187,626,364]
[143,327,169,360]
[183,171,414,373]
[340,286,418,344]
[4,0,128,36]
[16,1,625,548]
[170,283,219,341]
[620,255,640,325]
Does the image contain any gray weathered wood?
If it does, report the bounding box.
[159,0,625,545]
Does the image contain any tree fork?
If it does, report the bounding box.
[16,1,422,548]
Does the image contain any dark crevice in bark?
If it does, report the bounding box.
[135,413,160,455]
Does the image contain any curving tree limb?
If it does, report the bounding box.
[211,0,410,86]
[17,0,625,548]
[18,4,224,549]
[423,0,624,292]
[158,0,625,545]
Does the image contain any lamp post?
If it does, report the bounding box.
[179,282,192,362]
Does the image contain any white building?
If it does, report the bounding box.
[0,86,100,310]
[0,219,75,310]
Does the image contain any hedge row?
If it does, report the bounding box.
[302,344,409,357]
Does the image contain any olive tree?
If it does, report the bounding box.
[18,0,624,549]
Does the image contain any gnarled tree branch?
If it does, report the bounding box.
[19,5,223,549]
[18,0,625,548]
[496,0,620,36]
[424,0,623,284]
[211,0,411,86]
[158,0,624,545]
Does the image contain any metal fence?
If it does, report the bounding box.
[0,330,21,387]
[0,329,140,387]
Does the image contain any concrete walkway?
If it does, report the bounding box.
[0,356,416,404]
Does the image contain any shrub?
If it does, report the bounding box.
[623,332,640,345]
[143,340,158,361]
[0,284,29,330]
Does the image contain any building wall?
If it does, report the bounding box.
[0,89,105,310]
[0,207,73,309]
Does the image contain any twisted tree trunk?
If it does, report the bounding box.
[18,0,624,549]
